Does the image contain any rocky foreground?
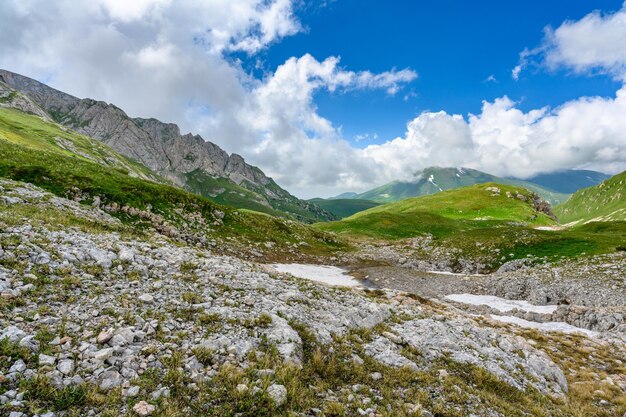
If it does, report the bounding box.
[1,179,625,417]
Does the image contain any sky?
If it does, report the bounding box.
[1,0,626,198]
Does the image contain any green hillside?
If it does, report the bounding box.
[318,183,625,269]
[0,107,346,257]
[347,167,570,206]
[554,170,626,225]
[318,183,556,240]
[307,198,380,218]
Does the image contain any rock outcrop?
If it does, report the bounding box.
[0,69,335,223]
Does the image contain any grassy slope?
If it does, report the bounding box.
[554,170,626,224]
[308,198,381,219]
[319,183,556,239]
[318,183,626,268]
[0,107,346,256]
[0,107,160,182]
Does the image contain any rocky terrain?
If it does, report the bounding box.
[0,70,334,223]
[2,179,625,416]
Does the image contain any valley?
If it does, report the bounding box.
[1,72,625,417]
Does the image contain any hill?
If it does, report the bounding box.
[0,105,346,259]
[554,170,626,225]
[0,69,334,223]
[523,169,610,194]
[307,198,380,218]
[342,167,570,206]
[318,183,557,240]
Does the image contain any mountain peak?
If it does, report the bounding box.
[0,69,335,222]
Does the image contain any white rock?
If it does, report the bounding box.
[57,359,75,375]
[38,354,56,366]
[138,294,154,304]
[266,384,287,406]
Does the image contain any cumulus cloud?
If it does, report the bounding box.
[514,2,626,80]
[364,89,626,184]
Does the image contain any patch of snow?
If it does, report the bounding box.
[271,264,361,287]
[427,175,443,191]
[379,193,390,198]
[427,270,485,277]
[491,315,598,337]
[534,226,564,231]
[445,294,557,314]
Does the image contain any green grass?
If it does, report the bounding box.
[317,183,625,270]
[307,198,381,219]
[554,170,626,224]
[318,183,556,239]
[0,107,160,182]
[0,107,347,257]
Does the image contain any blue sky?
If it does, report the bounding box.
[3,0,626,197]
[253,0,624,146]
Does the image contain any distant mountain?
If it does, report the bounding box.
[308,198,380,219]
[519,170,610,194]
[331,192,358,199]
[341,167,570,206]
[0,69,335,223]
[554,170,626,225]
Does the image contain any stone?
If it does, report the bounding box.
[132,401,156,416]
[138,294,154,304]
[9,359,26,373]
[94,348,113,361]
[267,384,287,406]
[39,354,56,366]
[1,326,26,342]
[99,370,123,391]
[57,359,75,375]
[370,372,382,381]
[127,385,140,398]
[97,330,113,345]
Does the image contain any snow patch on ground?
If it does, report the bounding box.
[427,270,485,277]
[445,293,558,314]
[491,315,598,337]
[271,264,362,287]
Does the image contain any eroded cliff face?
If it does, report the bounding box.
[0,69,335,222]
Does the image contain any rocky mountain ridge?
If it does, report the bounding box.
[0,69,334,223]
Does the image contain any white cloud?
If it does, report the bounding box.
[483,74,498,83]
[514,2,626,80]
[362,88,626,186]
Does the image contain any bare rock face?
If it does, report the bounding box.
[0,69,335,222]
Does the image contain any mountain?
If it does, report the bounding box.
[0,69,334,223]
[342,166,570,206]
[307,198,380,219]
[0,103,345,258]
[554,170,626,225]
[331,191,358,199]
[521,170,610,194]
[318,183,557,240]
